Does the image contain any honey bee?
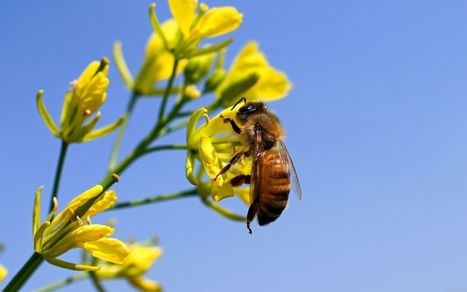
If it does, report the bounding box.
[215,98,302,233]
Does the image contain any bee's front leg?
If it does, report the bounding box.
[220,114,242,134]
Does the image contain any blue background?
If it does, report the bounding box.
[2,0,467,291]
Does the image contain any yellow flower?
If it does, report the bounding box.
[97,242,163,291]
[33,185,129,271]
[37,59,123,143]
[0,264,7,282]
[168,0,242,39]
[133,20,187,95]
[186,107,252,204]
[166,0,242,57]
[216,42,292,105]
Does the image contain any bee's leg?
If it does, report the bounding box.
[214,151,244,180]
[220,114,241,134]
[230,175,251,186]
[247,198,259,234]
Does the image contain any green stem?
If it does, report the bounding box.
[100,58,184,205]
[89,271,105,292]
[142,144,188,155]
[108,92,139,170]
[49,141,69,212]
[4,252,44,291]
[158,58,179,122]
[5,140,70,290]
[35,272,87,292]
[110,188,198,210]
[201,197,246,222]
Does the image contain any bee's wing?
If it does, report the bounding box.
[278,140,303,199]
[249,127,264,204]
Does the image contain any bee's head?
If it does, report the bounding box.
[236,102,266,122]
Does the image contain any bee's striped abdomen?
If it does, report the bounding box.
[257,151,290,226]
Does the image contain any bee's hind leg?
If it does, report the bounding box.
[230,175,251,186]
[247,198,259,234]
[214,151,244,180]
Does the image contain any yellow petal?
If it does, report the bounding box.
[199,134,221,178]
[36,91,60,137]
[168,0,198,37]
[211,179,234,202]
[230,42,268,72]
[67,225,114,243]
[219,42,292,102]
[77,61,101,85]
[185,151,198,185]
[146,20,179,54]
[216,72,259,104]
[233,187,251,205]
[78,72,109,113]
[124,245,162,276]
[84,190,117,217]
[135,20,186,94]
[244,68,292,101]
[197,7,243,38]
[128,277,162,292]
[67,185,103,212]
[0,264,7,282]
[83,238,129,264]
[47,225,114,257]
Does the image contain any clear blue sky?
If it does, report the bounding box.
[2,0,467,291]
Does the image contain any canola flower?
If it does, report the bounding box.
[33,185,129,271]
[216,42,292,106]
[96,242,163,291]
[37,58,123,143]
[132,19,186,95]
[186,106,252,204]
[166,0,243,57]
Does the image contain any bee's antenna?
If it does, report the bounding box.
[231,97,247,110]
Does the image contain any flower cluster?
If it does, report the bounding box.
[37,59,123,143]
[5,0,295,290]
[115,0,243,96]
[33,185,129,271]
